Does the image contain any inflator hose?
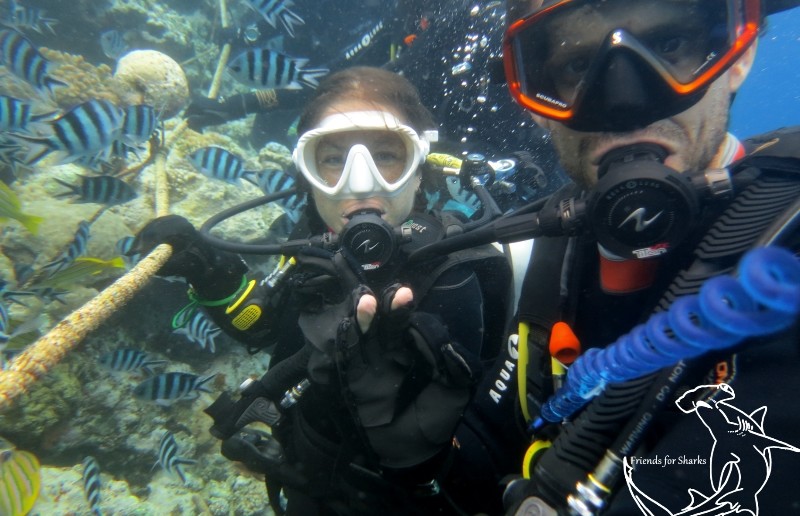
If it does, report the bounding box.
[530,172,800,509]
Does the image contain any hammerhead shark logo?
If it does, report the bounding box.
[624,384,800,515]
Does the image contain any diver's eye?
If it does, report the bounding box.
[649,32,700,65]
[655,36,685,55]
[372,150,403,166]
[318,153,345,168]
[564,56,591,76]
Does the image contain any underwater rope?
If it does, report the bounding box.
[535,245,800,428]
[0,243,173,411]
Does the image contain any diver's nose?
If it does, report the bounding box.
[346,146,376,194]
[602,50,652,111]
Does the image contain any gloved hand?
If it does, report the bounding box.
[291,246,481,468]
[292,247,367,355]
[131,215,247,297]
[185,96,236,132]
[186,90,307,132]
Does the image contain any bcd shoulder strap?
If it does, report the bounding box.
[736,125,800,173]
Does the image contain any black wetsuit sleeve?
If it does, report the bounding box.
[225,89,309,118]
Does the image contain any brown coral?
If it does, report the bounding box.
[40,48,122,108]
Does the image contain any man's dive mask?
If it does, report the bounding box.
[293,111,438,200]
[503,0,760,131]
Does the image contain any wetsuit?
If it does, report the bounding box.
[501,127,800,514]
[204,204,513,515]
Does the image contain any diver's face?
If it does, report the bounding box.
[523,1,755,186]
[310,103,420,233]
[535,77,732,187]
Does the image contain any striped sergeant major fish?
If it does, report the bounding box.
[99,29,128,61]
[244,0,304,38]
[2,1,58,34]
[188,146,258,185]
[173,311,222,354]
[41,220,90,277]
[115,235,141,269]
[120,104,158,146]
[73,140,139,173]
[81,456,103,516]
[133,371,216,407]
[155,431,197,485]
[0,136,30,175]
[0,95,55,133]
[0,28,64,94]
[14,99,125,166]
[98,348,166,375]
[256,168,307,224]
[53,175,137,206]
[227,48,328,90]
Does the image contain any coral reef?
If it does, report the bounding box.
[41,49,121,108]
[0,1,296,514]
[0,364,82,450]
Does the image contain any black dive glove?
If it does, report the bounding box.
[185,96,234,131]
[291,246,481,468]
[131,215,247,298]
[185,90,305,132]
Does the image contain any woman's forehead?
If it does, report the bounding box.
[319,100,404,122]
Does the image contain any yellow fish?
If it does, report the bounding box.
[37,256,125,288]
[0,181,44,235]
[0,437,41,516]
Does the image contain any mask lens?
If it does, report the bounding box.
[314,130,411,186]
[505,0,758,120]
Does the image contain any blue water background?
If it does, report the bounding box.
[730,8,800,138]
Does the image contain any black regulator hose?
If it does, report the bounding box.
[199,190,293,254]
[199,188,335,255]
[407,195,570,263]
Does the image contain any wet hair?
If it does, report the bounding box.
[296,66,436,135]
